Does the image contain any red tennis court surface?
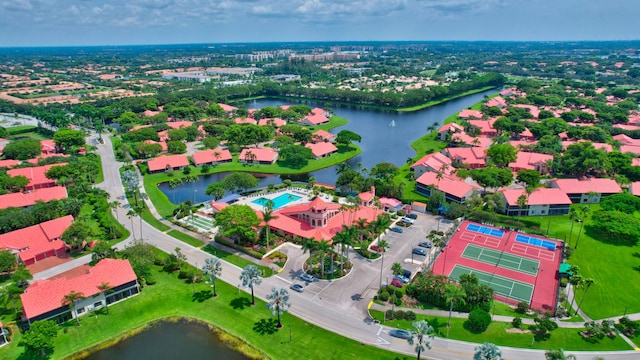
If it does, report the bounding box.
[431,220,563,312]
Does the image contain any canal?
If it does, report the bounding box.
[160,90,496,204]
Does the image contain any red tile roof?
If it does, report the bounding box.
[40,140,55,154]
[444,147,487,167]
[620,145,640,155]
[509,152,553,172]
[8,163,67,190]
[359,187,375,203]
[20,259,137,320]
[218,103,238,112]
[0,186,67,209]
[239,148,278,163]
[551,178,622,195]
[485,96,507,108]
[191,149,232,165]
[301,114,329,125]
[234,117,257,125]
[312,129,336,142]
[0,215,72,263]
[514,104,540,119]
[630,182,640,197]
[416,172,479,199]
[311,108,327,116]
[459,109,483,119]
[468,119,498,136]
[613,134,640,146]
[501,188,572,206]
[167,120,193,129]
[410,152,455,175]
[0,159,19,168]
[147,155,189,172]
[143,139,168,152]
[305,142,338,158]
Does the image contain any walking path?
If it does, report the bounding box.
[32,132,640,360]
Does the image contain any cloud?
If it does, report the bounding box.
[420,0,510,15]
[2,0,33,11]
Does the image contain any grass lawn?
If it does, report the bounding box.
[13,131,50,140]
[397,86,497,112]
[491,302,534,319]
[536,205,640,319]
[5,125,37,134]
[202,245,276,278]
[168,229,205,248]
[369,310,630,351]
[1,266,406,360]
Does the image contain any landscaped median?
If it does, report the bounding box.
[0,263,404,360]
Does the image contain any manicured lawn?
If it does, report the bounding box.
[537,206,640,319]
[168,229,205,248]
[369,310,630,351]
[202,245,276,278]
[397,86,497,112]
[13,131,50,140]
[1,267,406,360]
[491,302,535,319]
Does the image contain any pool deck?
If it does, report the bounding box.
[236,188,333,211]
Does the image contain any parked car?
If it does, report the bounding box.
[401,217,415,224]
[389,329,412,339]
[390,227,404,233]
[370,245,384,253]
[299,273,317,282]
[418,241,433,248]
[390,279,404,288]
[412,248,427,256]
[405,213,418,220]
[394,274,410,284]
[397,220,411,227]
[402,269,412,279]
[290,283,304,293]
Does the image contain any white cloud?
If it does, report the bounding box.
[2,0,32,11]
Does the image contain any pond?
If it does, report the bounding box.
[85,320,250,360]
[160,90,496,204]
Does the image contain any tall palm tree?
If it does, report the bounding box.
[407,320,435,360]
[378,239,390,289]
[575,205,591,249]
[333,228,350,276]
[266,287,291,328]
[317,240,332,278]
[516,194,528,225]
[240,265,262,305]
[126,209,137,239]
[444,283,466,336]
[545,348,576,360]
[567,208,578,247]
[133,205,144,239]
[96,282,113,314]
[202,257,222,298]
[62,290,86,326]
[391,262,403,276]
[568,274,583,316]
[261,200,278,250]
[355,218,369,244]
[374,214,392,244]
[576,278,595,316]
[301,238,319,272]
[474,342,503,360]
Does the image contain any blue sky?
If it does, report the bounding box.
[0,0,638,46]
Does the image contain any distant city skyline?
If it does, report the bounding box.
[0,0,638,47]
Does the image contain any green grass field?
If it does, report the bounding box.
[1,267,406,360]
[202,245,275,278]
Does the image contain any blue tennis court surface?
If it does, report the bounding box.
[466,223,504,238]
[515,234,556,251]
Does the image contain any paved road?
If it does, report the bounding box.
[37,133,639,360]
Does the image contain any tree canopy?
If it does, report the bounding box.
[486,143,518,168]
[215,204,261,245]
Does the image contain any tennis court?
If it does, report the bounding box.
[462,244,539,275]
[515,234,556,250]
[181,214,215,232]
[511,242,556,261]
[458,231,502,248]
[450,265,534,303]
[466,223,505,238]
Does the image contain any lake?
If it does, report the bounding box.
[85,320,250,360]
[160,90,496,203]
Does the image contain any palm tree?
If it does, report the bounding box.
[126,209,137,239]
[301,238,319,272]
[202,257,222,297]
[576,278,595,316]
[96,282,113,314]
[575,205,591,249]
[62,290,86,326]
[474,342,503,360]
[373,214,392,244]
[261,200,278,250]
[335,162,351,175]
[568,274,583,316]
[567,208,578,247]
[240,265,263,305]
[308,176,317,189]
[545,348,576,360]
[378,239,390,289]
[355,218,369,244]
[317,239,332,278]
[516,194,528,225]
[444,283,466,336]
[266,287,291,328]
[407,320,435,360]
[391,262,403,276]
[133,205,144,239]
[333,228,350,276]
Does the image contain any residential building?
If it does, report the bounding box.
[147,155,189,173]
[191,149,232,166]
[508,152,554,174]
[437,122,464,141]
[0,215,73,265]
[443,147,487,168]
[549,178,622,204]
[458,109,483,119]
[415,172,479,204]
[500,188,571,216]
[239,148,278,164]
[410,152,454,178]
[305,142,338,159]
[312,129,336,143]
[0,186,67,210]
[257,118,286,127]
[358,186,376,207]
[8,163,67,190]
[300,113,329,126]
[20,259,139,325]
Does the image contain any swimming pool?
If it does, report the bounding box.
[252,193,302,209]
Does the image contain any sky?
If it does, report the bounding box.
[0,0,638,47]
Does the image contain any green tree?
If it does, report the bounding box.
[474,342,503,360]
[240,264,263,305]
[167,140,186,154]
[222,172,258,193]
[62,290,86,326]
[121,239,156,279]
[377,239,390,289]
[517,194,528,224]
[2,138,41,160]
[317,239,333,278]
[0,249,17,273]
[261,200,278,250]
[407,320,435,360]
[516,170,541,189]
[12,264,32,288]
[278,144,313,167]
[266,287,291,328]
[466,308,492,332]
[205,182,226,200]
[61,221,90,251]
[445,283,467,335]
[486,143,518,168]
[96,282,113,314]
[568,274,583,316]
[215,205,261,245]
[391,262,403,277]
[335,129,362,146]
[301,238,319,271]
[53,128,85,152]
[545,349,576,360]
[202,257,222,298]
[576,278,595,316]
[20,320,59,357]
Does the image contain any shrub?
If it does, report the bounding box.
[516,301,529,314]
[394,288,403,298]
[144,274,157,285]
[466,308,491,332]
[405,311,417,321]
[394,297,402,306]
[379,292,390,302]
[385,309,395,320]
[512,316,522,329]
[394,310,406,320]
[560,277,568,288]
[179,268,194,279]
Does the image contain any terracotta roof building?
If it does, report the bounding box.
[312,129,336,143]
[305,142,338,159]
[508,152,553,174]
[300,114,329,126]
[410,152,454,178]
[147,155,189,173]
[239,148,278,164]
[549,178,622,204]
[258,118,286,127]
[8,163,66,190]
[458,109,483,119]
[20,259,139,325]
[415,172,479,204]
[0,186,67,210]
[443,147,487,168]
[0,215,73,265]
[500,188,571,217]
[191,149,232,166]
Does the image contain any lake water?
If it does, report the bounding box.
[85,320,250,360]
[160,90,496,204]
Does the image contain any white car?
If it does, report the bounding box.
[401,217,415,224]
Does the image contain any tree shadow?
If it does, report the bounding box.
[192,290,213,303]
[17,348,53,360]
[230,297,251,310]
[253,318,279,335]
[632,252,640,259]
[585,225,638,246]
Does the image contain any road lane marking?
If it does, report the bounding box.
[376,336,390,345]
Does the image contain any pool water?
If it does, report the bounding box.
[252,193,302,209]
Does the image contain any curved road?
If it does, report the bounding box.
[46,134,636,360]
